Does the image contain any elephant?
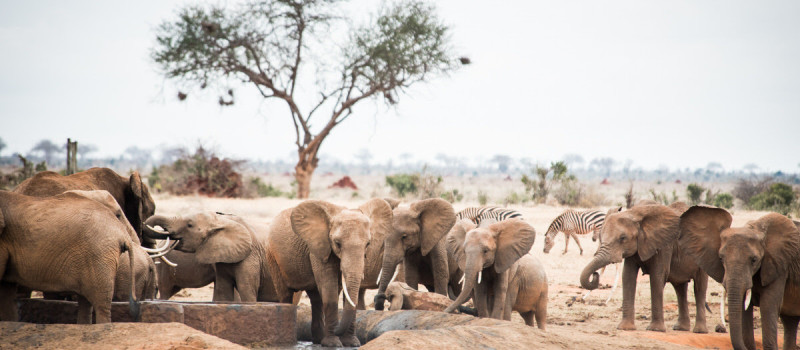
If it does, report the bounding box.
[265,199,393,347]
[0,190,138,323]
[679,206,800,350]
[443,218,537,319]
[13,167,157,248]
[580,204,680,331]
[374,198,456,310]
[143,211,279,303]
[155,250,215,300]
[504,254,548,329]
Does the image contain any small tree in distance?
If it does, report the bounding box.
[152,0,462,198]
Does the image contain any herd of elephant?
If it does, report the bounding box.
[0,167,798,350]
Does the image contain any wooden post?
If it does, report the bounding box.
[66,138,78,175]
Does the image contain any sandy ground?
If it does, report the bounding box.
[150,190,784,349]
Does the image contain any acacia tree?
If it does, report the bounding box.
[153,0,461,198]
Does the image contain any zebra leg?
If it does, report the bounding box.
[562,233,570,255]
[572,233,584,255]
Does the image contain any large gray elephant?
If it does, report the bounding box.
[443,218,536,319]
[0,191,138,323]
[265,199,393,347]
[143,211,279,302]
[156,250,215,300]
[679,206,800,350]
[374,198,456,310]
[580,204,680,331]
[14,168,157,247]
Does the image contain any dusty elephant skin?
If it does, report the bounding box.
[12,167,157,248]
[679,206,800,350]
[0,191,139,324]
[155,250,215,300]
[266,199,393,347]
[374,198,456,310]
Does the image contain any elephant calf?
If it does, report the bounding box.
[156,250,215,300]
[505,254,548,329]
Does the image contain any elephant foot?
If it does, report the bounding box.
[617,320,636,331]
[646,321,666,332]
[672,320,691,331]
[321,335,342,347]
[692,323,709,334]
[339,334,361,347]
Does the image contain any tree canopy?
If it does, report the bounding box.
[153,0,462,197]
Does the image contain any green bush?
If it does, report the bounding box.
[686,183,706,205]
[712,192,734,209]
[386,173,419,197]
[440,189,463,203]
[749,183,796,214]
[504,191,526,205]
[248,177,283,197]
[477,191,488,206]
[148,146,245,197]
[553,177,584,206]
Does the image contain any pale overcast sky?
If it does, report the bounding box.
[1,0,798,172]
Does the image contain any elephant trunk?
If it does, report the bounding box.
[580,248,611,290]
[335,255,364,336]
[726,279,749,350]
[444,262,480,314]
[142,215,178,240]
[374,244,402,310]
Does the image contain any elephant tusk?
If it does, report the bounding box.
[605,263,621,304]
[376,269,382,285]
[140,237,171,253]
[146,224,169,234]
[720,290,726,329]
[459,273,465,285]
[389,266,399,284]
[148,239,180,259]
[160,255,178,267]
[342,276,356,308]
[744,289,751,309]
[477,270,482,284]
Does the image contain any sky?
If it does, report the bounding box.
[1,0,799,172]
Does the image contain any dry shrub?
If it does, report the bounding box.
[149,146,244,198]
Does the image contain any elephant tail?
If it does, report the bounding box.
[124,241,141,320]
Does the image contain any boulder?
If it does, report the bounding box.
[385,282,455,311]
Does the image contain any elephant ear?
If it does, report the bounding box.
[0,208,5,235]
[489,219,536,273]
[128,172,145,233]
[634,199,659,207]
[382,198,401,209]
[632,204,680,262]
[445,220,470,271]
[752,213,800,286]
[410,198,456,256]
[195,216,253,264]
[606,207,623,216]
[291,200,339,263]
[678,205,731,283]
[360,198,393,256]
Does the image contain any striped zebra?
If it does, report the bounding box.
[456,207,522,225]
[475,208,523,225]
[543,209,605,255]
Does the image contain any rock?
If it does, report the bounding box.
[386,282,455,311]
[0,321,244,349]
[182,302,296,347]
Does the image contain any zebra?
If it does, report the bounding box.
[543,209,605,255]
[474,208,523,225]
[456,206,499,223]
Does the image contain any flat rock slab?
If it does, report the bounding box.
[0,321,245,350]
[17,299,296,347]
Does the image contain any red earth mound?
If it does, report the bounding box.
[329,176,358,190]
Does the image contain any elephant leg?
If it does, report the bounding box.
[491,271,510,320]
[306,289,324,345]
[692,272,709,333]
[672,281,691,331]
[521,310,535,327]
[780,315,799,350]
[403,254,421,290]
[535,293,547,331]
[760,282,786,350]
[314,264,342,348]
[157,265,173,300]
[213,272,236,302]
[618,259,638,330]
[76,295,93,324]
[572,234,584,255]
[743,301,756,350]
[503,280,519,321]
[0,282,18,321]
[233,267,258,303]
[429,243,450,296]
[474,279,489,318]
[357,288,366,310]
[646,266,667,332]
[86,284,114,324]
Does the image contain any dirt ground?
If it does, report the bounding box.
[152,190,783,349]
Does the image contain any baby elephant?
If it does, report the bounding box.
[504,254,548,329]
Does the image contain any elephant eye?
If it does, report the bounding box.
[187,222,193,228]
[619,236,626,243]
[750,256,757,264]
[334,240,341,250]
[483,247,489,254]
